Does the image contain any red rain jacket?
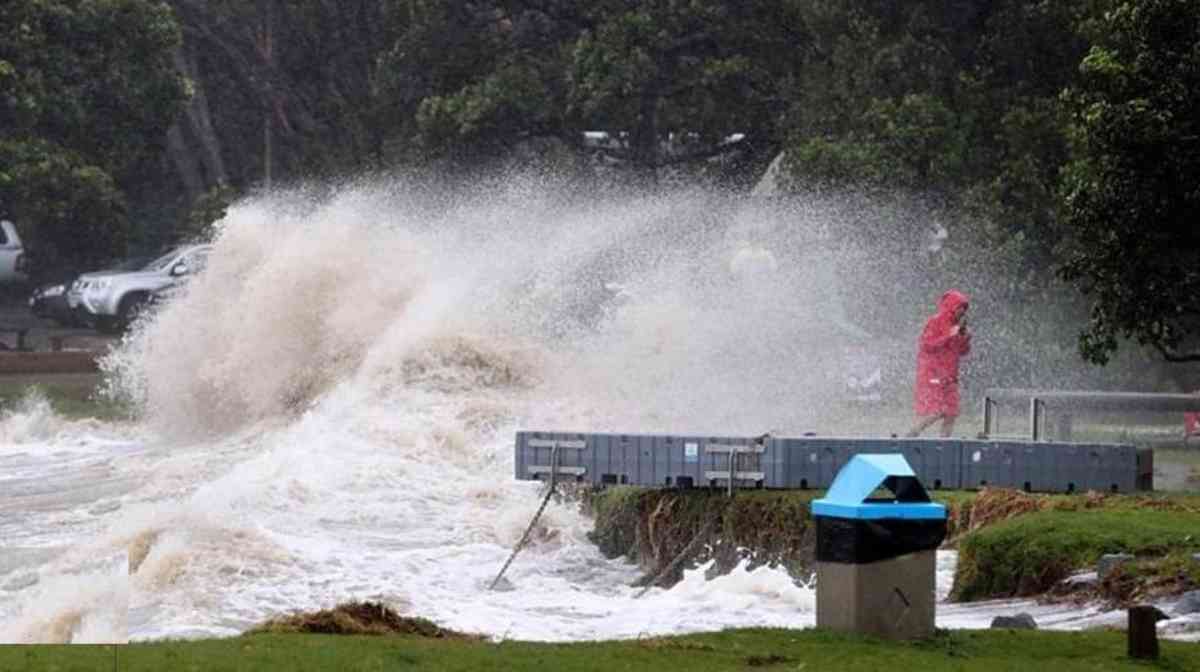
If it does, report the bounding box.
[914,290,972,417]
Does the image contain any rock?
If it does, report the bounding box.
[1063,570,1098,588]
[1097,553,1135,578]
[1174,590,1200,616]
[991,613,1038,630]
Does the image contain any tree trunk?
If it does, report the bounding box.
[165,44,229,203]
[260,0,274,189]
[632,84,660,185]
[165,125,205,203]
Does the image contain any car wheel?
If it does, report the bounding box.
[117,294,150,330]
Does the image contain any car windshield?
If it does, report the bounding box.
[113,255,153,271]
[144,249,184,272]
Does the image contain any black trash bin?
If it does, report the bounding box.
[811,454,947,639]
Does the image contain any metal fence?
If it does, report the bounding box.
[981,389,1200,441]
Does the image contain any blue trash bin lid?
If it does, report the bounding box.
[811,454,947,520]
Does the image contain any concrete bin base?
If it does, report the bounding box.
[816,550,936,640]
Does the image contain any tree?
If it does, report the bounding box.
[567,1,803,181]
[0,0,186,272]
[772,1,1131,390]
[375,0,802,182]
[1,0,186,180]
[393,1,578,166]
[169,0,401,185]
[781,0,1094,215]
[1058,0,1200,364]
[774,0,1104,297]
[0,139,128,271]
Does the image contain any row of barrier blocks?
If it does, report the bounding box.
[514,431,1152,493]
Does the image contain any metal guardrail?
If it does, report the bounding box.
[705,442,766,496]
[982,389,1200,441]
[526,438,586,476]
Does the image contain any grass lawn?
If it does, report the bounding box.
[3,628,1200,672]
[0,373,130,421]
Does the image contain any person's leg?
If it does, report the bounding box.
[938,384,961,438]
[939,414,958,438]
[907,414,942,437]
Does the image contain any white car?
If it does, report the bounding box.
[69,244,211,333]
[0,219,28,284]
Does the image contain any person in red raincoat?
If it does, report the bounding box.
[907,289,971,437]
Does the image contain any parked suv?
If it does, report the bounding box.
[30,255,154,326]
[69,244,211,333]
[0,219,28,284]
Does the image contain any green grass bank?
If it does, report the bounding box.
[5,628,1200,671]
[951,495,1200,602]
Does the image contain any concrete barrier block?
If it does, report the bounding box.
[962,441,1019,490]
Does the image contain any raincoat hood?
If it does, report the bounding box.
[937,289,969,319]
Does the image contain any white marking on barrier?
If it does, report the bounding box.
[528,465,586,475]
[705,443,764,454]
[527,439,585,449]
[704,471,766,481]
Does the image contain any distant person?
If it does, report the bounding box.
[906,289,972,437]
[596,280,631,326]
[728,242,778,281]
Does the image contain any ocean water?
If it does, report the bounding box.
[1,181,1196,643]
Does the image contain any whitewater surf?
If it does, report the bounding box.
[1,180,1196,643]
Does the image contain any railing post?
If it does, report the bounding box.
[728,449,736,498]
[1128,605,1167,659]
[1030,398,1044,441]
[704,443,765,496]
[982,397,997,438]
